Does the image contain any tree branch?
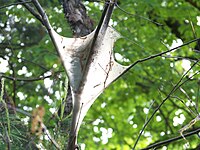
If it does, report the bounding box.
[18,0,44,25]
[132,61,199,149]
[142,128,200,149]
[162,55,198,62]
[115,3,163,26]
[0,71,63,82]
[114,37,200,83]
[31,0,52,30]
[0,1,31,10]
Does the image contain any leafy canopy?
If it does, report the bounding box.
[0,0,200,149]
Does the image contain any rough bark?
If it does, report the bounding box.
[62,0,94,37]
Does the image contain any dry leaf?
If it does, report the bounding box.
[31,106,45,136]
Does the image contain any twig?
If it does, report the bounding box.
[113,38,200,83]
[18,0,44,25]
[171,96,196,117]
[0,71,63,82]
[179,87,198,114]
[115,3,163,26]
[104,51,113,88]
[0,1,31,9]
[196,83,200,113]
[132,60,199,149]
[24,0,67,66]
[41,123,61,149]
[162,55,198,62]
[144,100,155,122]
[142,128,200,150]
[179,115,200,142]
[127,39,200,74]
[31,0,52,30]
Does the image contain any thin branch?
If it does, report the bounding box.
[0,54,50,71]
[162,55,198,62]
[81,0,116,84]
[169,97,195,119]
[179,87,198,114]
[18,58,49,71]
[25,0,67,68]
[41,123,61,149]
[85,0,110,55]
[18,0,44,25]
[127,39,200,74]
[142,128,200,150]
[31,0,52,30]
[1,74,51,82]
[0,1,31,9]
[0,71,63,82]
[18,0,61,58]
[114,38,200,83]
[196,83,200,113]
[132,60,199,149]
[115,3,163,26]
[0,39,45,50]
[171,96,196,117]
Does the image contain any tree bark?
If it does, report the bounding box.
[62,0,94,37]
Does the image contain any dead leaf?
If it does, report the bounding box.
[31,106,45,136]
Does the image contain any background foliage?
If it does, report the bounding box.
[0,0,200,149]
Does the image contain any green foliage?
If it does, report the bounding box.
[0,0,200,149]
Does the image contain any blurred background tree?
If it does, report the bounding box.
[0,0,200,149]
